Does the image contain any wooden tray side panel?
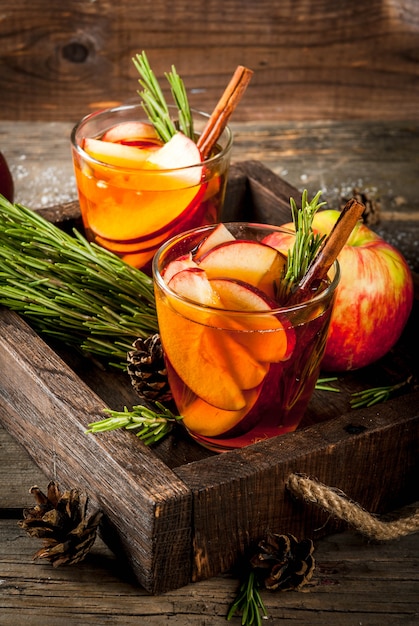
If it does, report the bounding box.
[0,307,192,593]
[175,393,419,581]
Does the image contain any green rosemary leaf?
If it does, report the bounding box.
[165,65,194,139]
[86,403,183,446]
[350,377,412,409]
[315,376,340,392]
[133,51,194,142]
[0,197,159,368]
[227,571,267,625]
[277,190,327,302]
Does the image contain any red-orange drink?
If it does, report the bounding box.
[153,223,340,452]
[71,104,232,272]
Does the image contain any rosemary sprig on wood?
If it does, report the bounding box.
[227,571,267,626]
[132,51,194,141]
[86,402,183,446]
[0,197,158,368]
[350,377,413,409]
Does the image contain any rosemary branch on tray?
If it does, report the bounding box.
[86,402,183,446]
[0,196,158,368]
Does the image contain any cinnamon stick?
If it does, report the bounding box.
[197,65,253,159]
[289,198,365,304]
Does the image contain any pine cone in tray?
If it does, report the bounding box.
[127,334,173,403]
[19,481,102,567]
[250,531,315,591]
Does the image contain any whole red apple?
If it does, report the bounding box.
[0,151,14,203]
[265,209,414,371]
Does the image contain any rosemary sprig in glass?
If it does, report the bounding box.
[132,51,194,142]
[277,190,327,302]
[0,197,158,368]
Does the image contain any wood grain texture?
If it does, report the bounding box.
[1,121,419,619]
[0,307,193,593]
[1,513,419,624]
[0,0,418,122]
[1,162,418,593]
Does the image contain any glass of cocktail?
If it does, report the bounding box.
[71,103,232,272]
[153,222,340,452]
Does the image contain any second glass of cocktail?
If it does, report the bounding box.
[71,103,232,272]
[153,222,340,452]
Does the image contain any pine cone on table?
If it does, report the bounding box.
[250,531,315,591]
[19,481,102,567]
[127,334,173,403]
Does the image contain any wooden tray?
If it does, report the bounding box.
[1,161,418,594]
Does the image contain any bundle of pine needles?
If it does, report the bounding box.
[0,196,159,368]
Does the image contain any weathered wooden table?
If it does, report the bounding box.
[1,120,419,624]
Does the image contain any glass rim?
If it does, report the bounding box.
[70,103,233,172]
[152,222,341,316]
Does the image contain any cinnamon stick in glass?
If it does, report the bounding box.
[197,66,253,159]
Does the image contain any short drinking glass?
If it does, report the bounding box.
[71,103,232,272]
[153,222,340,452]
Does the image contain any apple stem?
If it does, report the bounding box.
[288,198,365,304]
[196,66,253,159]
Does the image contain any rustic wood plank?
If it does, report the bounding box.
[2,120,418,274]
[1,1,418,122]
[175,392,419,582]
[0,428,47,510]
[1,516,419,625]
[1,157,418,593]
[0,307,192,594]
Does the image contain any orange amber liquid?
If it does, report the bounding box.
[73,138,227,272]
[156,290,333,452]
[153,223,339,452]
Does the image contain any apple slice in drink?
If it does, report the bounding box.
[167,267,221,307]
[83,137,157,168]
[194,223,236,261]
[261,230,295,256]
[145,132,203,188]
[180,387,262,437]
[210,278,294,362]
[101,121,158,143]
[159,268,269,410]
[162,253,199,283]
[198,239,286,300]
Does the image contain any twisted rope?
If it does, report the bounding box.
[287,473,419,541]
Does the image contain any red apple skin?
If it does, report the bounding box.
[0,152,14,203]
[268,209,414,371]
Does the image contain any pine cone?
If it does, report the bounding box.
[127,334,173,403]
[19,481,102,567]
[250,532,315,591]
[340,188,381,226]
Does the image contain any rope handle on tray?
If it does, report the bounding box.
[287,473,419,541]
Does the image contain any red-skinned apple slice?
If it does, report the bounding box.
[83,137,156,167]
[198,239,286,300]
[167,267,220,306]
[158,268,269,410]
[194,223,236,261]
[101,121,158,143]
[209,278,294,362]
[162,254,199,283]
[146,132,203,187]
[261,230,295,255]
